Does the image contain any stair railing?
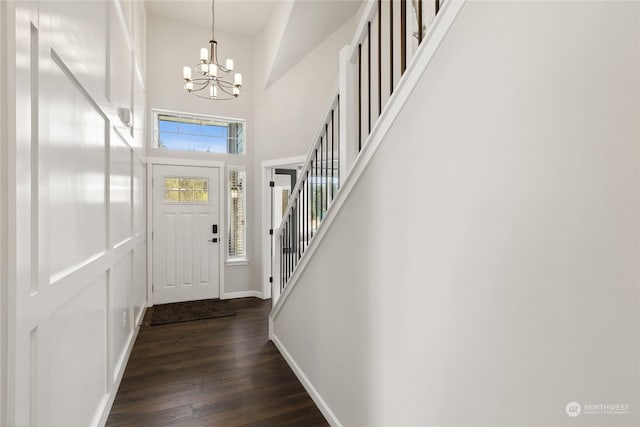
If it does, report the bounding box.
[272,88,341,303]
[273,0,444,304]
[350,0,442,153]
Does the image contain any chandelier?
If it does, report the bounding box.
[182,0,242,100]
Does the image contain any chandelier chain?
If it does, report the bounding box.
[211,0,215,41]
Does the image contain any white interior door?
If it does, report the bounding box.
[153,165,220,304]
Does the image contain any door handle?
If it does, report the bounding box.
[210,238,218,243]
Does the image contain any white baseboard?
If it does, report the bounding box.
[270,333,341,427]
[134,299,146,327]
[95,306,146,427]
[222,290,264,300]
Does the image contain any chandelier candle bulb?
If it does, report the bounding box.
[233,87,240,96]
[209,85,214,98]
[213,86,218,98]
[183,66,191,80]
[185,81,193,91]
[234,73,242,86]
[226,59,233,71]
[200,48,208,62]
[210,64,217,77]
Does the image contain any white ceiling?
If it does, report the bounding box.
[265,0,362,87]
[145,0,279,36]
[145,0,363,85]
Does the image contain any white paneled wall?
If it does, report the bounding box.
[48,274,108,426]
[8,0,147,425]
[111,131,133,246]
[0,1,10,425]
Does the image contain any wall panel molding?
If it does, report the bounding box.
[9,1,147,425]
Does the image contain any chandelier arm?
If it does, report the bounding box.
[192,62,231,78]
[188,76,235,88]
[186,78,213,91]
[189,91,237,100]
[186,85,209,93]
[185,78,236,99]
[217,85,236,97]
[215,80,237,89]
[185,79,239,95]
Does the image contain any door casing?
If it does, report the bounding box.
[147,158,225,306]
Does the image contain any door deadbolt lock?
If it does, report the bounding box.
[210,238,218,243]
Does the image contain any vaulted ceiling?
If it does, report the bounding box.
[265,0,362,87]
[145,0,278,36]
[145,0,363,86]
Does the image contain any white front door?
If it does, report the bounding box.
[152,165,221,304]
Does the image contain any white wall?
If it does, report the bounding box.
[0,1,11,424]
[252,15,357,295]
[145,10,358,297]
[146,15,254,126]
[7,0,147,425]
[145,15,254,297]
[272,1,640,425]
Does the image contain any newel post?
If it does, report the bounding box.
[271,231,282,307]
[338,45,358,183]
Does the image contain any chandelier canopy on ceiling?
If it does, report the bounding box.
[182,0,242,100]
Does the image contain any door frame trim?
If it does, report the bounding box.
[146,158,226,306]
[261,156,305,301]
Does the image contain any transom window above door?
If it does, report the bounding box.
[153,110,245,154]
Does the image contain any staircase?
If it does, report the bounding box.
[270,0,459,308]
[268,0,465,423]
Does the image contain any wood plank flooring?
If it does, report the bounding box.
[106,298,328,427]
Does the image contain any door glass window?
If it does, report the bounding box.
[164,177,209,203]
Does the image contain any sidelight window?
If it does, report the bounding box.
[227,168,246,261]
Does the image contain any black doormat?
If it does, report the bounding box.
[150,298,235,326]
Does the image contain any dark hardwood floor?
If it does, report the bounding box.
[106,298,328,427]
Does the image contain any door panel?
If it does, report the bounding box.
[153,165,220,304]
